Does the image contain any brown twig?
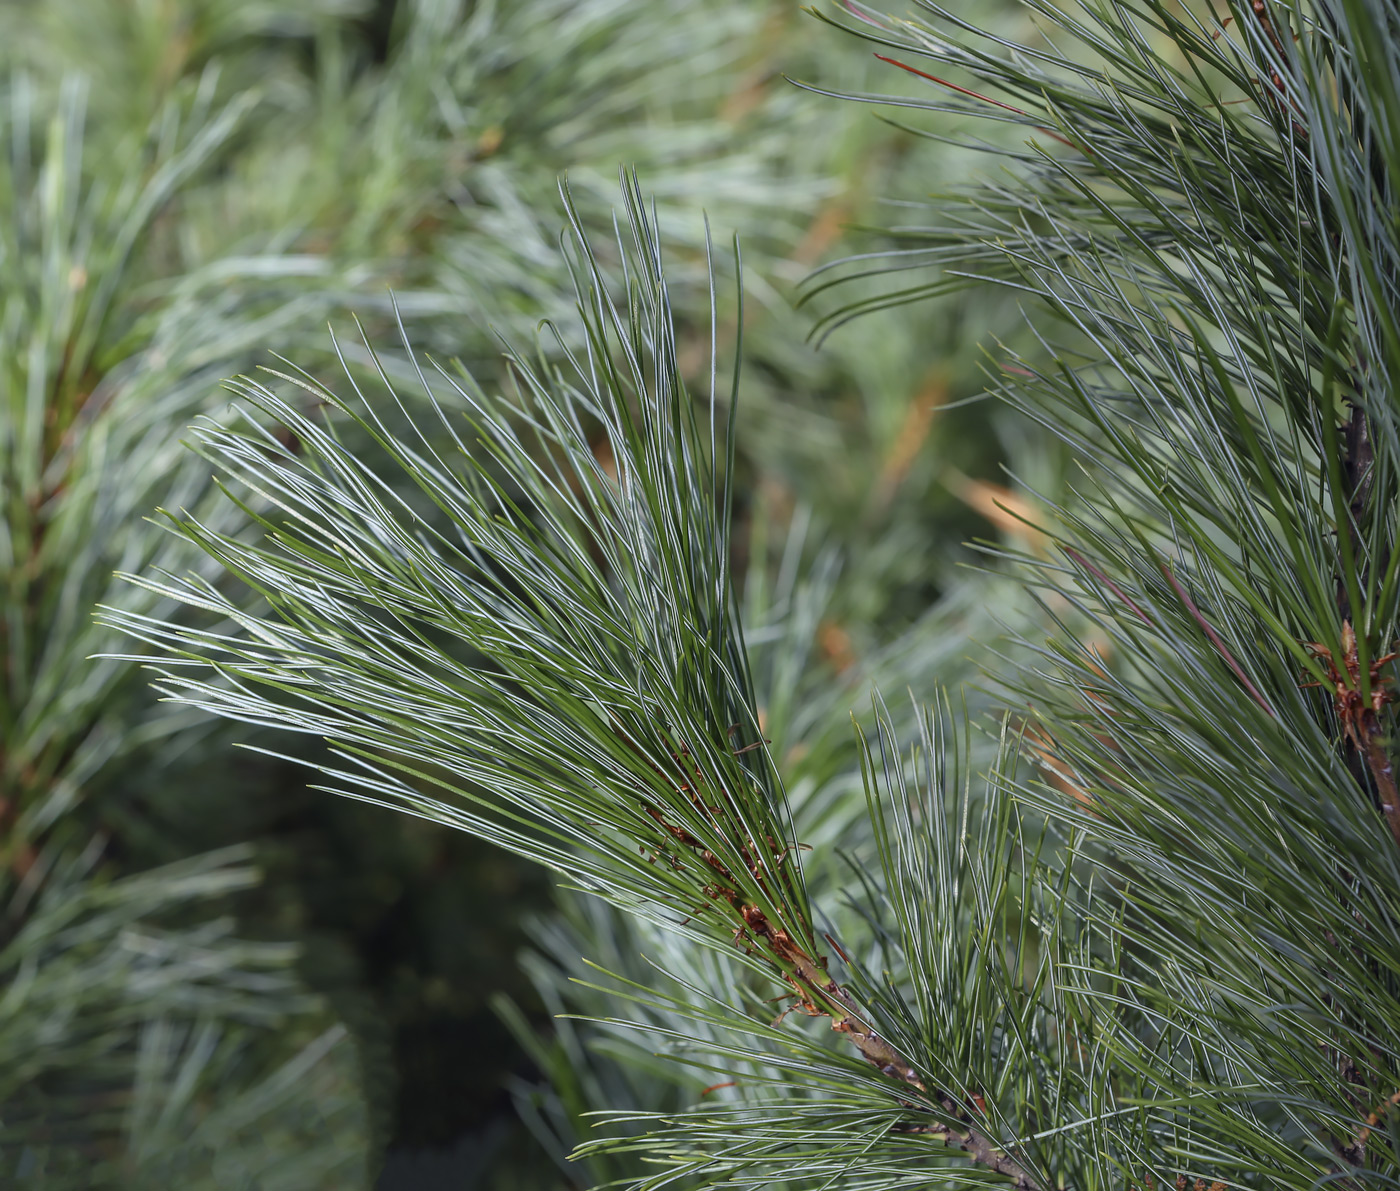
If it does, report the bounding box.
[618,725,1041,1189]
[839,0,890,30]
[1242,0,1307,137]
[874,54,1087,154]
[1337,399,1376,626]
[1301,621,1400,847]
[1065,547,1153,626]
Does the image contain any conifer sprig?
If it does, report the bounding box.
[0,845,368,1186]
[107,178,982,1155]
[112,178,788,924]
[803,0,1400,1184]
[108,0,1400,1184]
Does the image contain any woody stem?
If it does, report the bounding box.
[1357,710,1400,848]
[767,931,1042,1191]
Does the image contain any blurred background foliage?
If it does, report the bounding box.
[0,0,1051,1185]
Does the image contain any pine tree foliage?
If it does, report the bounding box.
[104,0,1400,1188]
[6,0,972,1177]
[111,179,808,949]
[2,0,1019,1175]
[492,528,1025,1187]
[0,847,367,1186]
[0,67,377,1182]
[107,180,1021,1184]
[803,0,1400,1184]
[0,70,328,856]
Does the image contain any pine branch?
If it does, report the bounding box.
[0,846,368,1187]
[804,0,1400,1183]
[104,172,1063,1186]
[95,0,1400,1182]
